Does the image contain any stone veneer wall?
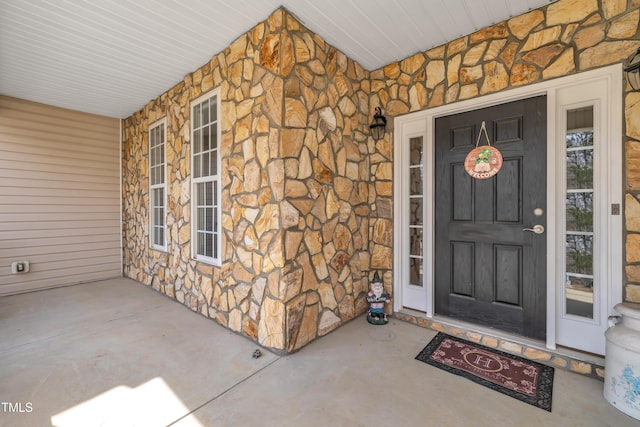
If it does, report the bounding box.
[122,8,380,354]
[123,0,640,356]
[277,18,375,352]
[367,0,640,302]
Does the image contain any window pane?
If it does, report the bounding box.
[203,124,210,152]
[410,198,422,225]
[152,166,158,186]
[205,181,213,205]
[202,101,209,125]
[149,166,155,186]
[567,148,593,190]
[194,129,201,155]
[210,98,217,122]
[566,192,593,232]
[565,276,594,318]
[410,228,422,257]
[409,258,423,287]
[206,233,213,258]
[198,231,205,256]
[410,166,422,195]
[196,182,203,205]
[566,130,593,148]
[210,124,217,149]
[211,150,217,176]
[194,153,202,178]
[194,105,201,129]
[410,137,423,166]
[198,206,205,231]
[206,208,213,232]
[566,235,593,275]
[202,152,210,177]
[213,232,218,259]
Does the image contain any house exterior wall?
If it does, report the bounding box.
[0,96,122,295]
[122,0,640,354]
[367,0,640,303]
[122,9,376,354]
[278,16,375,352]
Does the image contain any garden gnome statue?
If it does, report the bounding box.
[367,271,390,325]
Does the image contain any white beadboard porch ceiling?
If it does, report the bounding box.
[0,0,555,119]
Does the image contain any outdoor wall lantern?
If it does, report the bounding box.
[624,48,640,91]
[369,106,387,140]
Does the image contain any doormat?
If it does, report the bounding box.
[415,333,554,411]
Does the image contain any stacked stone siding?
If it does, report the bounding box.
[123,9,375,354]
[370,0,638,120]
[369,0,640,302]
[123,0,640,355]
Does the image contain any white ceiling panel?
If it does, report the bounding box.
[0,0,554,118]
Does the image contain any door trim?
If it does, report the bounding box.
[393,64,623,352]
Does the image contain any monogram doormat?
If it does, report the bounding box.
[415,333,554,411]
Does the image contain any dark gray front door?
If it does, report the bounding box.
[434,96,547,340]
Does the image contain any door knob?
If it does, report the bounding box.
[523,224,545,234]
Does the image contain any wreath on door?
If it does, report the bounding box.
[464,121,503,179]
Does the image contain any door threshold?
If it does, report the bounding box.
[395,309,605,380]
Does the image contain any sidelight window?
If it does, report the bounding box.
[564,106,595,319]
[409,137,424,288]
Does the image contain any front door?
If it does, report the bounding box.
[434,96,547,340]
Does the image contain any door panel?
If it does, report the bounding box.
[435,96,547,340]
[451,241,474,296]
[495,245,522,305]
[496,159,521,222]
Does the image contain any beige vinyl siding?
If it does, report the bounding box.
[0,96,122,295]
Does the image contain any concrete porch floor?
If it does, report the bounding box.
[0,278,637,427]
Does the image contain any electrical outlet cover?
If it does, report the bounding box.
[11,261,30,274]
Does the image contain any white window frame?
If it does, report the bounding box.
[190,89,221,265]
[149,118,167,252]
